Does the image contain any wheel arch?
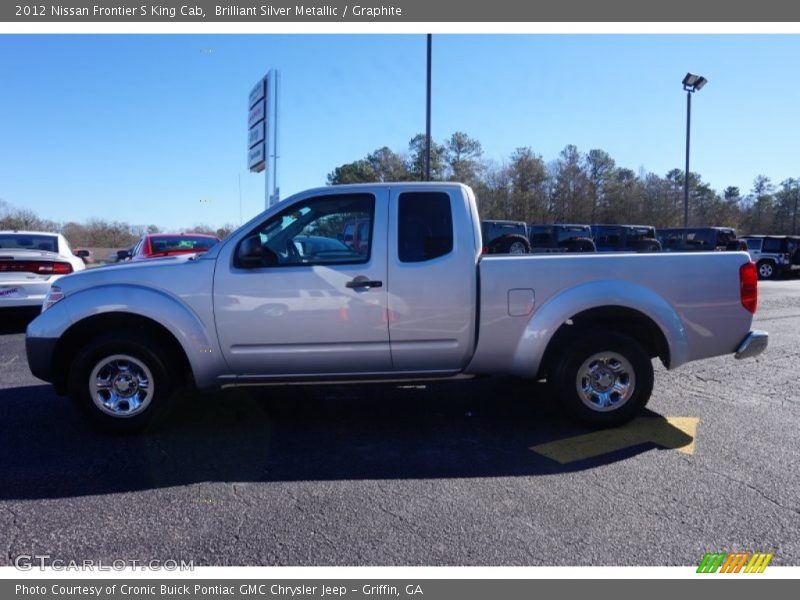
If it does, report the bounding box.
[52,312,192,395]
[510,280,689,378]
[539,306,670,379]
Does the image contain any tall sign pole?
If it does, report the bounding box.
[266,69,280,208]
[247,70,280,210]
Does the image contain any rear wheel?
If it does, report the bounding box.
[551,330,654,427]
[634,239,662,253]
[757,260,777,280]
[68,333,177,432]
[491,235,531,255]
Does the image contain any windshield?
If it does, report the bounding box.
[149,236,218,253]
[556,227,591,242]
[627,227,656,241]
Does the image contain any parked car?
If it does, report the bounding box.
[528,224,596,252]
[26,183,766,432]
[741,235,800,280]
[128,233,220,260]
[0,231,85,310]
[480,220,530,254]
[591,225,661,253]
[341,218,371,255]
[292,234,361,262]
[109,248,133,262]
[658,227,740,252]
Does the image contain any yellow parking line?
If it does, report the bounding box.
[530,417,700,464]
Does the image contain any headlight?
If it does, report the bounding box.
[42,285,64,312]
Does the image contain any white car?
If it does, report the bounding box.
[0,231,85,309]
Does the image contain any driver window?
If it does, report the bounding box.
[244,193,375,267]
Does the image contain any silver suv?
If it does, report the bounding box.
[742,235,800,280]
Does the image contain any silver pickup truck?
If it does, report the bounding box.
[26,183,767,431]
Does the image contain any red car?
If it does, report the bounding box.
[127,233,220,261]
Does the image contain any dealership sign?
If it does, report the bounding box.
[248,143,266,172]
[248,120,265,148]
[248,76,267,173]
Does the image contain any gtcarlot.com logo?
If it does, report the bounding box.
[13,554,193,571]
[697,552,773,573]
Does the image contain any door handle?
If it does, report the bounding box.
[346,278,383,289]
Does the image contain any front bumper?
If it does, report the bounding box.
[734,330,768,360]
[25,335,58,384]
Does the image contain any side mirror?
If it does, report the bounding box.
[237,235,278,267]
[117,249,131,261]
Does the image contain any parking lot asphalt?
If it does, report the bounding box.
[1,281,799,566]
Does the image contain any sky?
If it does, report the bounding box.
[0,34,799,230]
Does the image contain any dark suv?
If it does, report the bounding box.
[528,224,596,253]
[481,220,531,254]
[657,227,740,252]
[591,225,661,252]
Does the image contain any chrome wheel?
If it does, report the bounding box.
[508,241,528,254]
[576,351,636,412]
[89,354,155,418]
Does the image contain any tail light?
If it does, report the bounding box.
[0,261,73,275]
[50,262,73,274]
[740,262,758,314]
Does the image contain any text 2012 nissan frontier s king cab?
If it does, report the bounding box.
[26,183,767,431]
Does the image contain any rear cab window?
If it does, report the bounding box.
[398,192,453,263]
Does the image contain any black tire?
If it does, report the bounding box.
[68,333,177,432]
[791,248,800,266]
[550,330,654,428]
[756,260,777,280]
[634,239,662,253]
[561,238,597,253]
[491,235,531,255]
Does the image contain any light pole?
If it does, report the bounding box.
[425,34,432,181]
[682,72,708,227]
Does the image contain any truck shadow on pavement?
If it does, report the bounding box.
[0,311,37,335]
[0,377,692,500]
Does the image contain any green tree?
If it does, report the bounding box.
[584,149,616,222]
[444,131,483,186]
[366,146,410,182]
[743,175,775,233]
[507,147,549,223]
[550,145,590,222]
[604,167,642,224]
[774,178,800,234]
[407,134,445,181]
[326,159,378,185]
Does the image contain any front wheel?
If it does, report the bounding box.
[68,333,177,432]
[551,331,654,427]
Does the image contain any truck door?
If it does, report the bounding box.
[213,189,391,376]
[387,188,478,372]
